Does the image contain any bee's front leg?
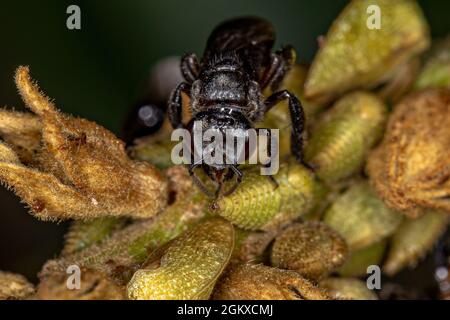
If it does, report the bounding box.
[180,53,200,84]
[168,82,191,129]
[263,90,311,169]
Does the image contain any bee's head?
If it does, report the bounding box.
[186,107,252,169]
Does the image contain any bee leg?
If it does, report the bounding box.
[260,45,296,91]
[224,167,236,181]
[223,165,243,196]
[203,164,216,181]
[168,82,191,129]
[264,90,311,169]
[180,53,200,84]
[257,128,279,188]
[188,163,215,198]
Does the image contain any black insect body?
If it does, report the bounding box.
[169,16,307,197]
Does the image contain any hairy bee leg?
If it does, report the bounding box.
[259,53,281,89]
[223,168,232,181]
[223,166,243,197]
[260,45,296,91]
[203,164,217,182]
[180,53,200,83]
[188,163,215,198]
[257,128,279,189]
[264,90,310,168]
[168,82,191,129]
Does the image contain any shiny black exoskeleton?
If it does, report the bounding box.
[169,16,307,197]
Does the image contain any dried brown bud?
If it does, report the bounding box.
[270,221,348,280]
[36,269,125,300]
[0,109,41,164]
[212,264,332,300]
[0,271,35,300]
[0,141,20,163]
[40,166,208,285]
[0,66,168,220]
[232,228,278,264]
[367,88,450,217]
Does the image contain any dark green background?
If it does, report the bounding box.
[0,0,449,282]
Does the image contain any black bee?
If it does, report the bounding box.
[168,16,307,197]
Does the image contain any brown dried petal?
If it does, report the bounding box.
[0,66,168,220]
[212,264,332,300]
[40,166,208,285]
[36,269,125,300]
[0,109,41,164]
[231,227,279,264]
[0,271,35,300]
[0,141,20,163]
[367,88,450,217]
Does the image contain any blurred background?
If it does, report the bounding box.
[0,0,449,283]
